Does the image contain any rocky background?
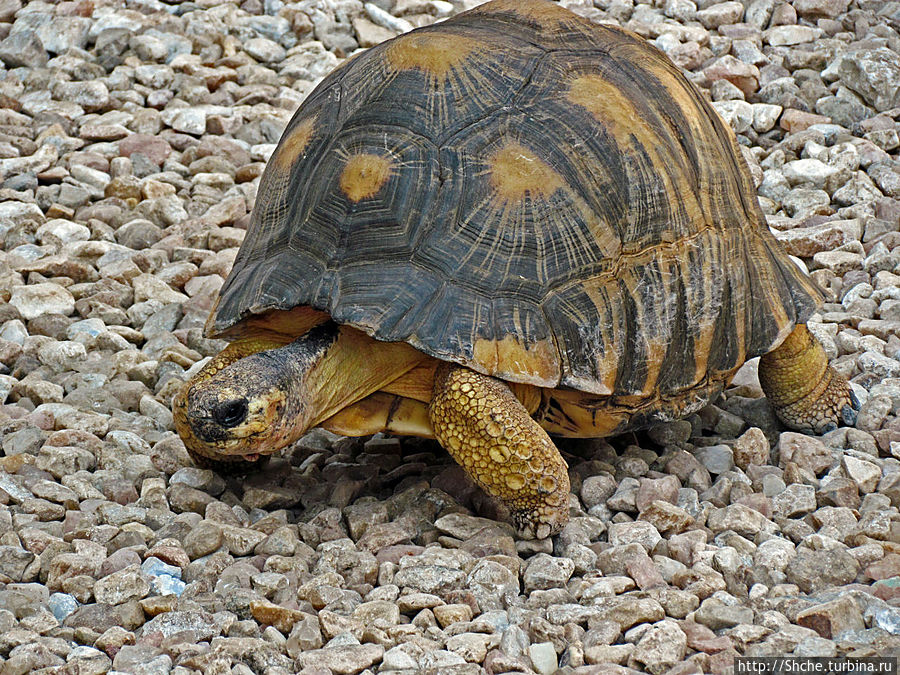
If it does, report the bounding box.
[0,0,899,673]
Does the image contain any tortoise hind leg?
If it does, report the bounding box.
[759,324,859,434]
[428,363,570,539]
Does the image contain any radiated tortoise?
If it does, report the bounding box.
[174,0,859,538]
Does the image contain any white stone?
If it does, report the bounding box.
[664,0,698,19]
[841,456,881,494]
[764,25,823,46]
[52,80,110,110]
[858,351,900,379]
[813,250,864,276]
[140,395,174,430]
[523,553,576,591]
[130,34,168,61]
[833,170,884,206]
[745,0,776,27]
[759,169,790,201]
[629,620,688,674]
[696,1,744,28]
[251,143,278,162]
[0,319,28,345]
[0,375,16,404]
[169,109,206,135]
[69,164,111,191]
[132,274,189,305]
[752,103,782,132]
[445,633,492,663]
[37,340,87,371]
[772,219,858,258]
[607,520,663,552]
[712,100,754,134]
[279,42,340,81]
[772,484,816,518]
[528,642,558,675]
[36,219,91,245]
[754,537,796,572]
[9,283,75,320]
[782,159,838,188]
[419,649,466,669]
[826,142,861,171]
[134,64,174,89]
[783,187,831,218]
[733,39,767,66]
[428,1,455,16]
[836,47,900,112]
[244,37,286,63]
[364,3,414,33]
[382,646,419,670]
[0,144,58,180]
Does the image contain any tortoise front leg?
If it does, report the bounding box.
[428,363,570,539]
[759,324,859,434]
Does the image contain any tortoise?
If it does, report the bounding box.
[174,0,859,539]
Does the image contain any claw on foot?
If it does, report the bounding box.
[841,390,861,427]
[512,501,570,540]
[759,325,859,435]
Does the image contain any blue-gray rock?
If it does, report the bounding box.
[0,30,48,68]
[693,445,735,475]
[873,608,900,635]
[141,556,183,580]
[48,592,79,622]
[150,574,186,596]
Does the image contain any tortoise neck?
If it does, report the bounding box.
[257,322,343,440]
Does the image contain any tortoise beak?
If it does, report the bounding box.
[175,376,292,458]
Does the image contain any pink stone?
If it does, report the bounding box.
[636,475,681,512]
[626,552,667,590]
[734,494,773,519]
[702,55,760,97]
[866,554,900,580]
[680,621,734,654]
[780,109,831,132]
[119,133,173,166]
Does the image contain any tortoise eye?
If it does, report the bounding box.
[213,399,248,428]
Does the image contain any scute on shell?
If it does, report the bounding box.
[208,0,823,402]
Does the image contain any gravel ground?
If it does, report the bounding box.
[0,0,899,673]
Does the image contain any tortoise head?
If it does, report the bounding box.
[173,323,340,466]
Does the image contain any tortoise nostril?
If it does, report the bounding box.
[213,399,248,428]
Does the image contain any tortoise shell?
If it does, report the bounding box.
[208,0,822,400]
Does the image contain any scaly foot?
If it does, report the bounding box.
[428,363,570,539]
[759,324,859,434]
